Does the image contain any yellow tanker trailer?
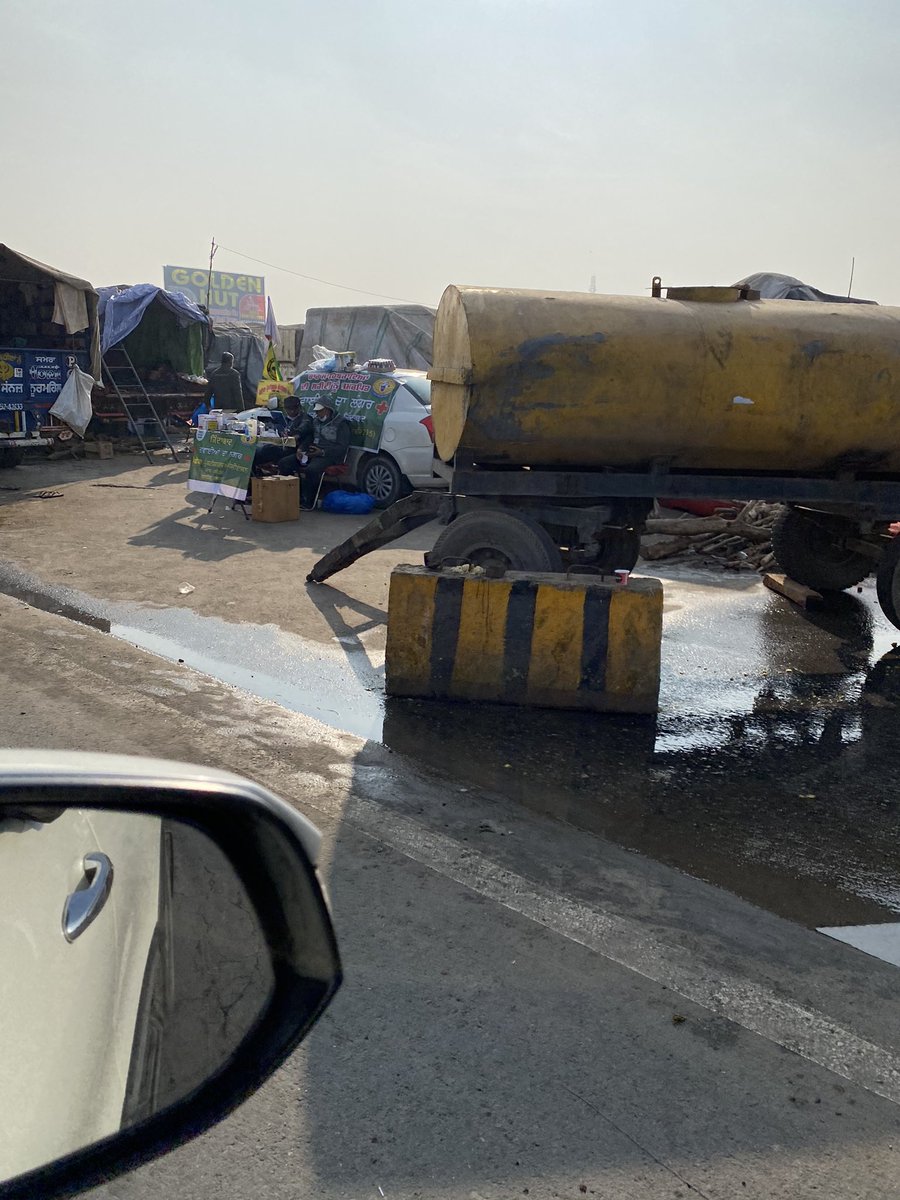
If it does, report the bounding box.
[309,280,900,629]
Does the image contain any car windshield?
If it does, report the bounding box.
[397,375,430,406]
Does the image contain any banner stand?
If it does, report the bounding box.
[188,426,256,519]
[207,493,250,521]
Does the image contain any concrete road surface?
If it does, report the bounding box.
[3,594,900,1200]
[3,454,900,1197]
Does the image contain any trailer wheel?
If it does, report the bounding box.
[428,510,563,573]
[593,526,642,572]
[876,534,900,630]
[0,447,24,468]
[772,507,871,592]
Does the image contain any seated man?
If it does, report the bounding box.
[253,396,315,475]
[295,402,351,509]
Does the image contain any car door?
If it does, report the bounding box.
[0,809,162,1179]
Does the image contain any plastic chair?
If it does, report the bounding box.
[313,462,349,508]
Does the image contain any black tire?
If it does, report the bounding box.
[876,534,900,630]
[0,446,24,468]
[359,453,405,508]
[594,526,642,572]
[772,506,871,592]
[428,509,564,572]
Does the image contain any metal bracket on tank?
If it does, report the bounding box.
[651,275,761,303]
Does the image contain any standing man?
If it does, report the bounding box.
[205,352,244,410]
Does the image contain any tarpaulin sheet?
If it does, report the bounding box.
[99,284,208,353]
[0,244,101,376]
[119,301,205,376]
[297,305,435,371]
[733,272,877,305]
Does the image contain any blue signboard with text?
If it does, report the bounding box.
[0,348,88,434]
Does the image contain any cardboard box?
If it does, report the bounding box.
[252,474,300,522]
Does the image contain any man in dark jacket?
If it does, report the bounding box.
[253,396,315,476]
[205,352,244,410]
[299,402,351,508]
[257,400,350,507]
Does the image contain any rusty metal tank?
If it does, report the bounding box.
[429,284,900,473]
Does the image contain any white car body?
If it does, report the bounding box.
[351,369,442,490]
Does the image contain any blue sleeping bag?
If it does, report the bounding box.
[321,490,376,514]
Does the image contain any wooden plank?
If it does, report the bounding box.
[763,572,823,608]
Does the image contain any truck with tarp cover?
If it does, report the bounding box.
[0,246,99,465]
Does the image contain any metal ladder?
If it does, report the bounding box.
[100,346,180,464]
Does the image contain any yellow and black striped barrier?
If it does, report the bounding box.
[386,566,662,713]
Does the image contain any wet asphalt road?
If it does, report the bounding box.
[386,567,900,933]
[2,559,898,938]
[6,569,900,1199]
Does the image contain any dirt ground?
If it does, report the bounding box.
[0,450,436,649]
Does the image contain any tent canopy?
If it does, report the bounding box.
[98,284,209,377]
[98,284,208,353]
[0,244,101,376]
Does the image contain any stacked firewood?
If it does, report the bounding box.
[639,501,784,573]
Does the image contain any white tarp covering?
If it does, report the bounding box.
[51,283,90,335]
[296,304,435,371]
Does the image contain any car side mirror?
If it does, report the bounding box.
[0,751,342,1200]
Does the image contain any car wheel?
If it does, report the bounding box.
[359,454,405,508]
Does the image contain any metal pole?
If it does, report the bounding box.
[206,237,218,312]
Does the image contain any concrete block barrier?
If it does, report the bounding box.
[385,566,663,713]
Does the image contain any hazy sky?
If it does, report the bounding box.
[5,0,899,319]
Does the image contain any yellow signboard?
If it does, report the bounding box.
[164,265,266,324]
[256,380,294,408]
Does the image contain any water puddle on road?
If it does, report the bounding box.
[0,560,385,739]
[818,922,900,969]
[4,559,900,934]
[106,613,386,741]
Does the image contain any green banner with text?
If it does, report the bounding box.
[188,429,256,502]
[295,371,400,451]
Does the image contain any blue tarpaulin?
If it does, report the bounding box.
[99,284,208,353]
